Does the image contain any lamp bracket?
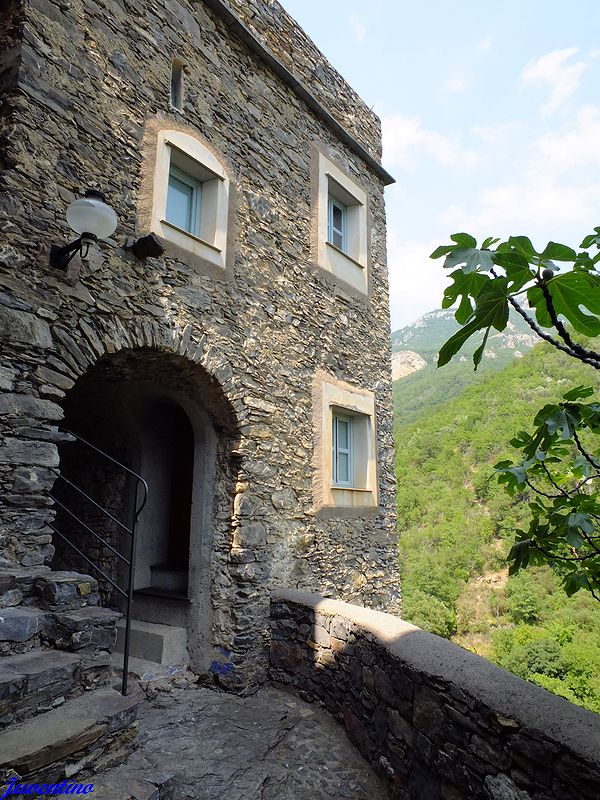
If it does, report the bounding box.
[49,233,97,270]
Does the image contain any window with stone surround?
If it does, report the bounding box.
[312,149,369,296]
[313,371,378,511]
[149,129,230,270]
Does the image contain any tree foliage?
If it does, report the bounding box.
[431,230,600,600]
[394,342,600,711]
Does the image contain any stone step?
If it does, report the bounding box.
[0,567,101,612]
[148,563,188,594]
[47,607,121,652]
[131,590,189,628]
[0,649,78,727]
[0,566,51,607]
[34,571,100,610]
[0,686,139,782]
[114,619,188,666]
[0,607,47,649]
[0,648,112,728]
[0,605,121,655]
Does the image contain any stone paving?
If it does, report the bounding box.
[103,685,388,799]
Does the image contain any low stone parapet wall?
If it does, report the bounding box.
[269,590,600,800]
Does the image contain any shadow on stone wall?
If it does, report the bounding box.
[269,590,600,800]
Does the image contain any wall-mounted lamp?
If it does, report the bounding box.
[50,190,118,270]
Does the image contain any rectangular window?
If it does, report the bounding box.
[332,413,353,486]
[166,166,201,236]
[170,60,184,111]
[328,195,347,252]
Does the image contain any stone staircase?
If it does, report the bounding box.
[0,566,140,791]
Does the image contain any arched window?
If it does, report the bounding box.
[150,129,231,270]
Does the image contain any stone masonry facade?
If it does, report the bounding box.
[0,0,399,691]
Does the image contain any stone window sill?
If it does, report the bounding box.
[329,486,377,509]
[326,241,365,270]
[161,219,222,253]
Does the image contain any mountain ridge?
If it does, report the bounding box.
[391,308,539,426]
[392,308,537,366]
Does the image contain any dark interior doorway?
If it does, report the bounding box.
[136,399,195,598]
[54,368,196,605]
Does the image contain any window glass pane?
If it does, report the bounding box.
[328,196,346,251]
[337,452,350,483]
[332,203,344,231]
[333,414,352,486]
[337,418,349,450]
[332,229,344,249]
[167,174,193,232]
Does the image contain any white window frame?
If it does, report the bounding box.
[332,413,353,486]
[315,151,368,295]
[150,130,230,270]
[328,195,347,253]
[167,165,202,237]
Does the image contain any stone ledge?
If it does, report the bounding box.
[0,647,112,728]
[271,589,600,799]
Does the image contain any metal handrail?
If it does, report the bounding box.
[50,429,148,696]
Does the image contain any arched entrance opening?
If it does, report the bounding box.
[52,346,238,671]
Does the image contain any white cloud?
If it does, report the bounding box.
[349,12,366,44]
[440,103,600,240]
[470,121,524,146]
[387,233,450,329]
[520,47,586,115]
[382,113,479,170]
[440,180,599,242]
[476,35,493,53]
[533,105,600,173]
[441,74,469,95]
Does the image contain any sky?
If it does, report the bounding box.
[280,0,600,330]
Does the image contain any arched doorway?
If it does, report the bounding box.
[52,346,238,672]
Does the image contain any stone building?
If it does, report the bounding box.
[0,0,398,705]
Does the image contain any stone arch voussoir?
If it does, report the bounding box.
[49,315,244,436]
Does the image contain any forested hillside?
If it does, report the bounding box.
[392,309,536,426]
[394,340,600,713]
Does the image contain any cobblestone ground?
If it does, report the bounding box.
[105,685,388,799]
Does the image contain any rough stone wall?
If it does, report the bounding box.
[0,0,22,164]
[270,591,600,800]
[221,0,383,159]
[0,0,398,689]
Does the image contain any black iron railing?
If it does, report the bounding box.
[50,430,148,696]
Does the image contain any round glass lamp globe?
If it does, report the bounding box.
[66,192,118,240]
